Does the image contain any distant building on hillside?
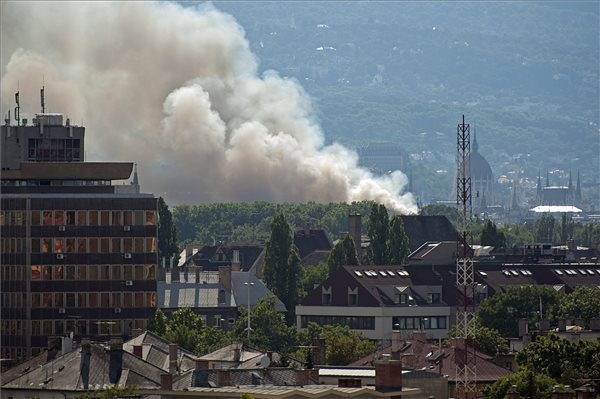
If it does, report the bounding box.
[357,142,410,175]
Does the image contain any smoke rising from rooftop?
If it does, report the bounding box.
[1,2,416,213]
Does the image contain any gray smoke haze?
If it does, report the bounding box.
[1,1,416,213]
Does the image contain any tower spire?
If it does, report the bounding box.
[575,170,582,206]
[546,169,550,187]
[472,126,478,153]
[131,163,140,193]
[511,180,518,210]
[536,170,542,203]
[568,170,573,191]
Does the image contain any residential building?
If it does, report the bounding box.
[296,265,452,341]
[296,240,600,342]
[1,108,157,365]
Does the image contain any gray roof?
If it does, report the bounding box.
[3,344,162,391]
[231,272,287,312]
[123,331,199,373]
[157,271,285,312]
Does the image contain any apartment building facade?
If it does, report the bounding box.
[1,110,157,365]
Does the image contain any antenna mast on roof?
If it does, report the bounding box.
[455,115,477,399]
[14,89,20,126]
[40,80,45,114]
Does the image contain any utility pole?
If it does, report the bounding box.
[244,280,254,339]
[455,115,477,398]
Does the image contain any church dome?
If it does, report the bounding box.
[470,151,493,181]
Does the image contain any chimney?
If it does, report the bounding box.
[391,330,403,360]
[80,339,91,390]
[311,338,326,366]
[195,268,200,283]
[412,331,427,343]
[169,344,178,374]
[232,249,241,271]
[216,369,231,387]
[539,319,550,331]
[233,344,241,363]
[195,359,209,371]
[518,319,529,337]
[558,319,567,332]
[109,338,124,385]
[589,318,600,331]
[303,225,310,236]
[375,357,402,392]
[295,369,310,386]
[133,345,143,358]
[109,337,123,351]
[567,239,576,251]
[219,265,232,291]
[160,373,173,390]
[348,213,362,259]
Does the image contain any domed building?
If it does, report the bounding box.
[469,131,495,211]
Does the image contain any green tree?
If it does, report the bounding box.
[327,234,358,276]
[515,334,600,385]
[157,197,179,263]
[448,320,509,357]
[387,215,410,265]
[480,219,506,249]
[163,307,204,352]
[534,214,555,243]
[232,296,297,354]
[302,322,377,366]
[264,214,300,324]
[147,308,167,336]
[558,214,574,244]
[366,203,390,265]
[483,368,557,399]
[559,286,600,328]
[298,262,328,300]
[477,286,563,337]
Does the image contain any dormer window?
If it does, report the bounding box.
[322,286,332,305]
[427,293,441,304]
[348,287,358,306]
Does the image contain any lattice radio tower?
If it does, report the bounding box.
[455,115,477,398]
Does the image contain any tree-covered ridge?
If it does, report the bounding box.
[172,201,374,245]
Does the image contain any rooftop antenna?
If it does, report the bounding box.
[14,85,20,126]
[40,78,46,114]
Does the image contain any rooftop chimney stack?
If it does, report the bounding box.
[348,213,362,259]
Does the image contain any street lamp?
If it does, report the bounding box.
[244,281,254,339]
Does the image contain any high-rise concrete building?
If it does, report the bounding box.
[1,104,157,366]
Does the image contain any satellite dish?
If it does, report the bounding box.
[260,356,271,368]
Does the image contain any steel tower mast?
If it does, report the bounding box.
[455,115,477,398]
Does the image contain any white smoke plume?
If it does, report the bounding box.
[1,2,416,214]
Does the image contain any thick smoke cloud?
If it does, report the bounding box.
[1,2,416,213]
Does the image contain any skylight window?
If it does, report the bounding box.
[554,269,563,275]
[354,271,363,277]
[510,270,519,276]
[379,271,388,277]
[479,271,487,276]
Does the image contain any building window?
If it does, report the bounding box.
[348,293,358,306]
[392,316,447,330]
[427,293,441,304]
[300,315,375,330]
[322,293,331,305]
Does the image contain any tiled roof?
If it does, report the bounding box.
[351,338,512,383]
[198,344,262,363]
[181,244,264,272]
[231,272,287,312]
